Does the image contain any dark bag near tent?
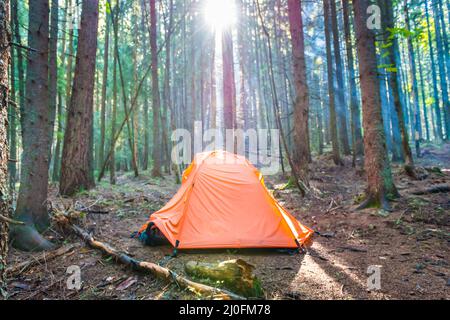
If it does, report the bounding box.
[139,222,169,246]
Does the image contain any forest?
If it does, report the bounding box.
[0,0,449,301]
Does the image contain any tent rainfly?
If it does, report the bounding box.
[138,150,313,249]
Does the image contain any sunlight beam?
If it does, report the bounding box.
[204,0,237,32]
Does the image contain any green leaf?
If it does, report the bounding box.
[105,1,111,14]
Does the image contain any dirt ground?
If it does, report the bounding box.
[6,143,450,300]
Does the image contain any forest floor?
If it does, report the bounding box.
[6,143,450,300]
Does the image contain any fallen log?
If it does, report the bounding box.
[6,244,77,276]
[185,259,263,298]
[411,184,450,195]
[70,224,245,300]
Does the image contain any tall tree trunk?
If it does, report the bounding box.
[417,45,430,141]
[12,0,54,251]
[379,62,393,154]
[110,3,119,185]
[380,0,416,175]
[256,0,305,195]
[222,28,237,132]
[52,0,69,182]
[0,0,11,292]
[140,0,149,171]
[238,0,248,132]
[353,0,398,210]
[323,0,343,165]
[131,8,140,173]
[342,0,363,159]
[110,2,139,178]
[99,5,110,173]
[437,0,450,82]
[165,0,180,182]
[425,0,443,141]
[48,0,58,168]
[432,0,450,139]
[60,0,99,196]
[210,36,217,130]
[330,0,351,155]
[53,0,74,182]
[8,0,16,194]
[404,2,422,157]
[287,0,310,185]
[150,0,162,177]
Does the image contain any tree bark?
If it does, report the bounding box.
[60,0,99,196]
[353,0,398,210]
[0,0,11,294]
[287,0,310,185]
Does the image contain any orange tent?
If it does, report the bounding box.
[139,151,313,249]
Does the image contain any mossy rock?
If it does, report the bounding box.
[185,259,264,298]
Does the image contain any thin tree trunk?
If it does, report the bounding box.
[417,45,430,141]
[255,0,306,196]
[99,5,110,172]
[109,3,118,185]
[52,0,69,182]
[131,6,140,173]
[150,0,162,177]
[432,0,450,139]
[330,0,351,155]
[60,0,99,196]
[210,37,217,130]
[381,0,416,176]
[425,0,443,141]
[222,28,237,132]
[404,2,422,157]
[342,0,363,159]
[323,0,343,165]
[48,0,58,168]
[353,0,398,210]
[140,0,149,171]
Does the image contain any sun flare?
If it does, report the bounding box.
[204,0,237,32]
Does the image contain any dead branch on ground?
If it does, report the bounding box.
[70,224,245,300]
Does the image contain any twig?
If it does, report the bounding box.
[6,245,77,276]
[0,214,24,225]
[9,42,37,52]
